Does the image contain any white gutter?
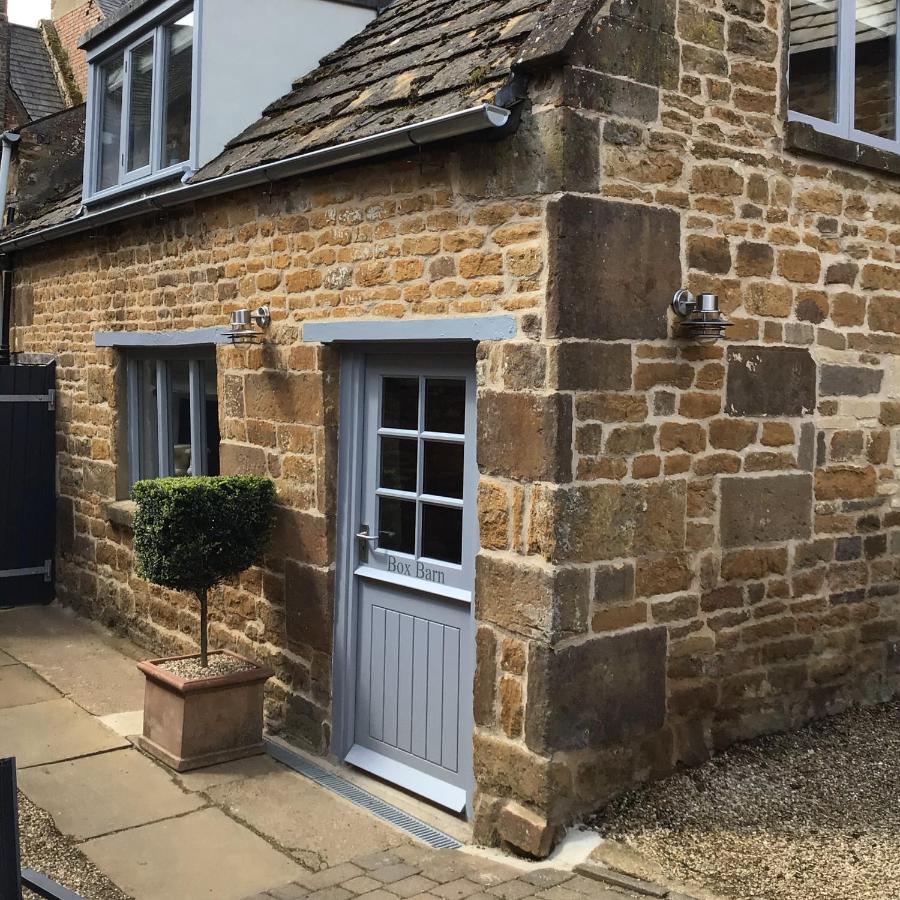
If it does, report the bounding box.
[0,132,21,228]
[0,105,512,253]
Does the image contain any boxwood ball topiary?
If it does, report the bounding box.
[132,476,276,666]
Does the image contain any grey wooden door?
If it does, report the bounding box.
[344,355,476,813]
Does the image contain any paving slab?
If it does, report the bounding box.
[0,698,129,767]
[207,769,408,870]
[173,751,285,792]
[17,747,205,839]
[0,605,145,715]
[99,709,144,736]
[82,806,304,900]
[0,648,15,666]
[0,664,61,708]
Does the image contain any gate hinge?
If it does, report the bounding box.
[0,390,55,410]
[0,560,52,581]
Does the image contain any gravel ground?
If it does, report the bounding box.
[18,791,131,900]
[159,652,253,679]
[590,701,900,900]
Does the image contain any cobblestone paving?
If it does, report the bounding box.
[242,846,645,900]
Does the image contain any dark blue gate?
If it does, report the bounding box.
[0,361,56,607]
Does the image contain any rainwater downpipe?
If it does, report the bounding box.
[0,131,19,364]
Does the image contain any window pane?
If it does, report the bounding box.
[379,497,416,554]
[380,437,417,492]
[163,12,193,167]
[204,362,220,476]
[97,55,124,190]
[424,379,465,433]
[423,441,464,499]
[138,360,159,480]
[421,505,462,565]
[169,359,192,476]
[382,377,418,430]
[127,38,154,172]
[789,0,839,122]
[855,0,896,138]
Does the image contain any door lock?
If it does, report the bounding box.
[356,524,378,561]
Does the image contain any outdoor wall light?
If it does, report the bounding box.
[227,306,271,344]
[671,289,732,344]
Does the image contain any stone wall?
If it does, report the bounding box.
[10,0,900,854]
[9,142,550,764]
[11,104,85,223]
[467,0,900,840]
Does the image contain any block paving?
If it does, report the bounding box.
[241,848,660,900]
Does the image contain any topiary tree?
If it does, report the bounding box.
[132,476,276,667]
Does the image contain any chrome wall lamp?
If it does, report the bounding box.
[671,290,732,344]
[227,306,271,344]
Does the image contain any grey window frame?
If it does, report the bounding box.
[789,0,900,154]
[124,348,216,487]
[84,1,196,203]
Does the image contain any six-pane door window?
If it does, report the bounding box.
[377,376,467,566]
[93,9,194,196]
[126,352,219,486]
[789,0,898,150]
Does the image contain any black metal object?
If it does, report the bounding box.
[0,758,23,900]
[0,361,56,608]
[0,758,86,900]
[21,869,86,900]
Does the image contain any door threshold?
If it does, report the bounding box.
[264,735,468,848]
[345,744,467,814]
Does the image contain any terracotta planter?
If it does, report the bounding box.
[137,650,273,772]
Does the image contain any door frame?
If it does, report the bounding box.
[330,344,478,814]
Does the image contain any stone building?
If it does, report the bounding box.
[3,0,900,856]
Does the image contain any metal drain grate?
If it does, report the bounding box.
[264,737,462,850]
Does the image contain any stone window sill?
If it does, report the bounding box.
[103,499,136,529]
[785,121,900,177]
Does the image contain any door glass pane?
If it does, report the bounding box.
[424,379,465,433]
[127,38,154,172]
[379,498,416,554]
[169,360,192,476]
[205,361,220,476]
[380,437,417,492]
[138,359,159,480]
[789,0,839,122]
[423,441,464,499]
[421,505,462,565]
[382,377,418,430]
[163,12,193,167]
[855,0,897,138]
[97,54,124,190]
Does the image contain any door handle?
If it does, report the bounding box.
[356,525,377,561]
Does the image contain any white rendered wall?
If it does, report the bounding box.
[195,0,375,167]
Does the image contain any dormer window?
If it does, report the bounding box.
[87,7,194,199]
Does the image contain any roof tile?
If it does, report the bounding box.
[9,24,65,121]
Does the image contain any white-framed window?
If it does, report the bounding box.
[125,349,220,487]
[88,6,194,200]
[789,0,898,153]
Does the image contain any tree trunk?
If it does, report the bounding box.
[197,587,208,668]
